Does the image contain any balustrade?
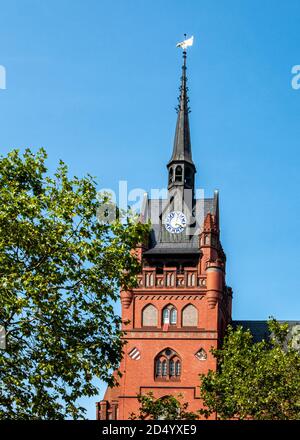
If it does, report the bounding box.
[137,269,206,289]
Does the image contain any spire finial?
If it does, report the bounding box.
[183,33,187,52]
[175,35,194,104]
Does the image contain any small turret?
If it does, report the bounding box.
[206,258,224,309]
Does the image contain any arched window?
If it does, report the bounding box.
[170,308,177,325]
[182,304,198,327]
[169,359,175,376]
[175,165,182,182]
[168,167,173,184]
[142,304,158,327]
[185,167,192,186]
[163,308,169,324]
[154,348,181,380]
[162,305,177,325]
[155,359,162,376]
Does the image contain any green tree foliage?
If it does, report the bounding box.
[129,392,199,420]
[0,148,149,419]
[199,319,300,420]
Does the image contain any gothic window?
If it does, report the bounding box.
[163,308,169,324]
[155,359,162,376]
[154,348,181,380]
[142,304,158,327]
[169,359,175,376]
[175,165,182,182]
[162,360,167,376]
[182,304,198,327]
[162,305,177,325]
[170,308,177,325]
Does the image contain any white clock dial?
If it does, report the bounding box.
[164,211,187,234]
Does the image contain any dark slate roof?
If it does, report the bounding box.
[232,320,300,345]
[141,196,216,254]
[232,321,270,343]
[144,248,201,255]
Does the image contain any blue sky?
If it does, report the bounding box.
[1,0,300,419]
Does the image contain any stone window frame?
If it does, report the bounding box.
[154,348,181,381]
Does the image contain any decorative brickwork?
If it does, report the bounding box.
[97,48,232,421]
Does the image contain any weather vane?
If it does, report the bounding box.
[176,34,194,50]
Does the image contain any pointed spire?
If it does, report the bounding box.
[213,190,220,230]
[168,48,195,167]
[167,38,196,197]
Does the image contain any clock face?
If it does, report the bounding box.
[164,211,187,234]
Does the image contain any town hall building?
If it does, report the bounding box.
[96,43,299,420]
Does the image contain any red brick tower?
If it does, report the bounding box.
[97,46,232,420]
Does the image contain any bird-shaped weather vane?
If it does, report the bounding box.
[176,34,194,50]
